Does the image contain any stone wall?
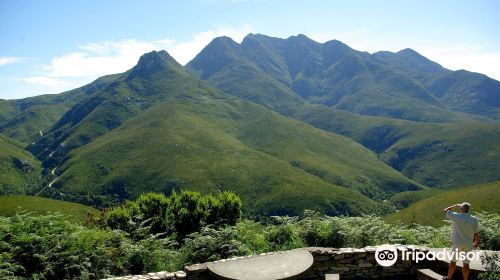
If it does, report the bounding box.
[301,246,445,279]
[103,246,451,280]
[185,246,446,280]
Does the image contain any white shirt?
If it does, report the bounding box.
[446,210,479,249]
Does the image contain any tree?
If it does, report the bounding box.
[215,191,242,226]
[135,193,170,233]
[167,191,208,240]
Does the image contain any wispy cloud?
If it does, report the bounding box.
[0,57,24,66]
[3,26,254,99]
[167,25,253,64]
[42,25,252,80]
[45,39,162,78]
[418,44,500,80]
[24,76,74,91]
[309,29,500,81]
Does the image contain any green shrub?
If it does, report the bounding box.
[102,190,242,241]
[215,191,242,226]
[299,217,344,247]
[476,212,500,250]
[479,252,500,280]
[167,191,208,240]
[181,226,247,263]
[135,193,170,233]
[1,194,497,280]
[106,206,132,232]
[265,219,304,251]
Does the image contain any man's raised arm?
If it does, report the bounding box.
[443,204,461,213]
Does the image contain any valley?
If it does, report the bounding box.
[1,34,499,218]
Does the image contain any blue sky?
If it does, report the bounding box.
[1,0,499,99]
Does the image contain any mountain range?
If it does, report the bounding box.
[1,34,499,216]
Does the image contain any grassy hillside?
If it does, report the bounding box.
[25,51,423,215]
[385,181,500,227]
[282,105,500,188]
[373,49,500,119]
[0,134,43,195]
[188,34,483,123]
[55,96,421,215]
[0,195,97,221]
[0,74,120,144]
[380,122,500,187]
[389,189,441,209]
[2,40,498,218]
[187,34,500,189]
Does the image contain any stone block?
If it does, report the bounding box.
[314,255,330,261]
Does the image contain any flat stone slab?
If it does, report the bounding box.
[206,249,313,280]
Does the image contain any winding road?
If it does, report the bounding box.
[35,130,64,196]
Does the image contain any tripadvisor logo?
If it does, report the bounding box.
[375,244,398,267]
[375,244,483,267]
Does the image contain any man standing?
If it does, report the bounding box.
[443,202,479,280]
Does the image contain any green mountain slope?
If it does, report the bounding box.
[0,134,43,194]
[31,50,422,215]
[298,107,500,187]
[0,74,120,144]
[373,50,500,119]
[0,195,97,221]
[385,181,500,227]
[188,34,486,123]
[2,35,499,217]
[380,122,500,187]
[187,34,500,189]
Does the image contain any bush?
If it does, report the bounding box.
[298,216,344,247]
[167,191,208,240]
[181,226,248,263]
[265,218,305,251]
[204,192,242,227]
[215,191,242,226]
[476,212,500,250]
[135,193,170,233]
[479,252,500,280]
[2,195,498,280]
[106,206,132,232]
[101,190,242,241]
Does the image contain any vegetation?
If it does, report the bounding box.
[11,50,421,216]
[1,191,498,280]
[0,74,121,144]
[479,252,500,280]
[1,40,499,213]
[0,195,98,221]
[385,182,500,227]
[99,191,242,240]
[0,135,43,195]
[188,35,500,189]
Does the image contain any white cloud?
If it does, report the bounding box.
[24,76,74,91]
[46,39,162,78]
[5,26,254,99]
[167,25,253,64]
[309,31,500,81]
[41,25,252,81]
[0,57,24,66]
[418,45,500,81]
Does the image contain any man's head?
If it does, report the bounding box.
[460,202,471,213]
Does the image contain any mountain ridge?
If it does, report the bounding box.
[1,49,426,215]
[1,34,499,216]
[186,33,500,188]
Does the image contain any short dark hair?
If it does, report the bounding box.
[461,202,471,213]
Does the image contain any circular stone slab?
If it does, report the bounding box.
[206,249,313,280]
